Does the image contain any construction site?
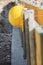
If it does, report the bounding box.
[0,0,43,65]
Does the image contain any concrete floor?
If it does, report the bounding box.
[11,27,27,65]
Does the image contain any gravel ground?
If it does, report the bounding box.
[0,33,12,64]
[0,9,12,64]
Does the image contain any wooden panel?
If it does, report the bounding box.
[29,30,36,65]
[19,1,36,10]
[41,34,43,65]
[24,19,31,65]
[24,19,36,65]
[35,30,42,65]
[19,1,43,25]
[35,8,43,25]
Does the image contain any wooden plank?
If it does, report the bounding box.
[24,19,31,65]
[20,15,27,59]
[29,30,36,65]
[41,34,43,65]
[19,1,43,25]
[27,9,36,65]
[24,19,36,65]
[35,28,42,65]
[20,29,27,59]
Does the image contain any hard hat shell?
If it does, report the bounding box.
[8,5,24,29]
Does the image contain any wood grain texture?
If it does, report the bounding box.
[19,1,43,25]
[35,30,42,65]
[29,30,36,65]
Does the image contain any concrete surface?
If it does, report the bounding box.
[11,27,27,65]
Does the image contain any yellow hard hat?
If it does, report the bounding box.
[8,5,24,32]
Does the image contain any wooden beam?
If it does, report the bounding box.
[29,30,36,65]
[35,26,43,65]
[19,1,43,25]
[24,19,31,65]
